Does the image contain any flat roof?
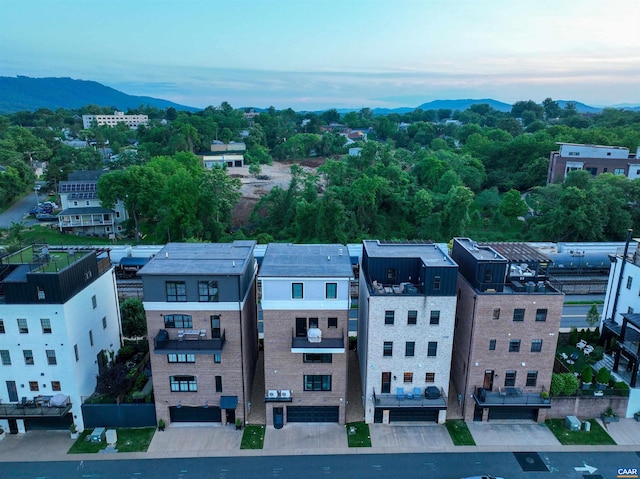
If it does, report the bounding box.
[454,238,507,262]
[259,243,353,278]
[138,241,256,276]
[556,142,629,150]
[483,242,552,263]
[363,240,457,266]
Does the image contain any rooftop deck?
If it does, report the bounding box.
[154,330,226,354]
[1,245,91,274]
[373,388,447,409]
[473,387,551,408]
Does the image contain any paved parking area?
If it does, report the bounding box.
[466,421,560,449]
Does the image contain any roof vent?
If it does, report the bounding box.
[327,255,331,261]
[165,252,169,258]
[232,261,236,267]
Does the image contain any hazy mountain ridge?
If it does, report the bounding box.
[0,76,198,114]
[1,76,638,115]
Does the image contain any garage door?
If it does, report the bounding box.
[390,408,438,422]
[488,407,538,421]
[169,405,221,423]
[287,406,339,423]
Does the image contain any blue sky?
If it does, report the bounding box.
[1,0,638,110]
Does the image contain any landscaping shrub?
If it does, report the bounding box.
[569,328,578,346]
[118,345,136,362]
[596,367,610,385]
[561,373,579,395]
[550,373,565,396]
[581,366,593,384]
[614,381,630,397]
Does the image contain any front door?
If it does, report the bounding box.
[483,370,494,391]
[381,372,391,394]
[6,381,17,402]
[225,409,235,424]
[273,407,284,429]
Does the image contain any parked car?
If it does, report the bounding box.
[36,213,58,222]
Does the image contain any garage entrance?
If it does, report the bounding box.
[488,407,538,421]
[169,406,221,423]
[287,406,339,423]
[373,407,439,423]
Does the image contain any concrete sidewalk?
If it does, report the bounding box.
[1,418,640,462]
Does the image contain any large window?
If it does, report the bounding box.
[292,282,304,299]
[526,370,538,387]
[166,281,187,302]
[505,370,516,387]
[304,353,332,363]
[407,310,417,325]
[403,372,413,383]
[627,276,633,289]
[489,339,496,351]
[383,341,393,357]
[427,341,438,357]
[430,311,440,325]
[492,308,500,320]
[513,309,525,322]
[170,375,197,392]
[198,281,218,302]
[164,314,192,329]
[51,381,61,391]
[509,340,521,352]
[325,283,337,299]
[17,318,28,334]
[211,315,221,338]
[328,317,338,329]
[41,318,52,334]
[215,375,222,392]
[167,354,195,363]
[0,350,10,365]
[384,311,395,325]
[425,372,435,383]
[535,309,548,322]
[29,381,39,392]
[405,341,415,357]
[46,350,57,365]
[531,339,543,352]
[304,375,331,391]
[23,350,34,365]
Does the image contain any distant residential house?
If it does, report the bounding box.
[198,142,246,168]
[57,170,128,237]
[82,111,148,129]
[547,143,640,184]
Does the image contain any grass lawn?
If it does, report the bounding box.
[240,425,265,449]
[545,418,616,445]
[68,427,156,454]
[445,420,476,446]
[346,422,372,447]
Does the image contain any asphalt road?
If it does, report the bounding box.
[561,294,605,330]
[0,186,45,229]
[0,451,637,479]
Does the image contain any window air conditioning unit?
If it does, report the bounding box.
[267,390,278,398]
[280,390,291,398]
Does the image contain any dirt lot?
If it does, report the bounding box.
[230,158,327,228]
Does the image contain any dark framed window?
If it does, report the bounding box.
[170,375,197,392]
[29,381,39,391]
[531,339,543,352]
[425,372,435,383]
[427,341,438,357]
[405,341,415,357]
[102,316,107,329]
[304,375,331,391]
[214,354,221,363]
[325,282,337,299]
[0,350,11,365]
[504,370,516,387]
[89,330,93,347]
[513,309,525,322]
[166,281,187,302]
[23,350,34,365]
[309,317,319,329]
[384,311,395,325]
[526,370,538,387]
[167,354,195,363]
[198,281,218,302]
[292,282,304,299]
[74,344,79,361]
[383,341,393,357]
[430,310,440,325]
[164,314,193,329]
[509,340,521,352]
[17,318,28,334]
[46,349,57,365]
[403,372,413,383]
[51,381,61,391]
[327,317,338,328]
[0,319,4,334]
[215,375,222,392]
[92,295,97,309]
[211,315,221,338]
[303,353,332,363]
[433,276,441,290]
[535,309,547,322]
[489,339,496,351]
[626,276,633,289]
[407,310,417,325]
[492,308,500,320]
[41,318,52,334]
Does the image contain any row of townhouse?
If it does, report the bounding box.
[140,238,564,428]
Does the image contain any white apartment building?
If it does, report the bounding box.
[0,245,122,434]
[82,111,149,129]
[357,240,458,424]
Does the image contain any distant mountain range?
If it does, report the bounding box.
[1,76,638,115]
[0,76,199,114]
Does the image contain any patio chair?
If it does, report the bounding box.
[576,340,587,350]
[583,345,594,355]
[413,387,421,398]
[396,387,404,401]
[499,387,507,398]
[17,397,27,408]
[561,353,569,360]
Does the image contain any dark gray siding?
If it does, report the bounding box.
[142,274,241,302]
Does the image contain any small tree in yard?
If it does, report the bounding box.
[550,373,565,396]
[586,304,600,328]
[120,298,147,338]
[561,373,579,395]
[95,364,128,396]
[248,161,262,178]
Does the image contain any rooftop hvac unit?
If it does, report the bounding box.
[279,390,291,398]
[267,390,278,398]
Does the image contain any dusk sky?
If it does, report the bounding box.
[1,0,638,110]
